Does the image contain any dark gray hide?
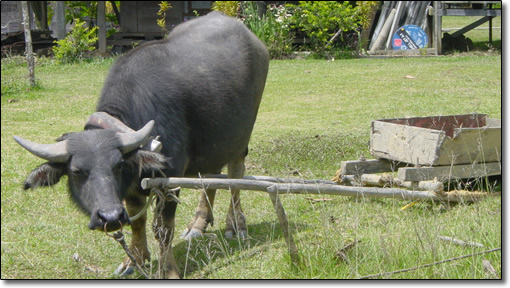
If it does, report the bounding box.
[15,12,269,278]
[98,12,268,176]
[14,121,160,232]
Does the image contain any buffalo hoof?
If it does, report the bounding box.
[225,229,248,240]
[180,228,203,240]
[114,262,135,276]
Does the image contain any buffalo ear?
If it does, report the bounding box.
[23,162,66,190]
[126,150,167,177]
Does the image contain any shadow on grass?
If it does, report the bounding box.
[169,220,310,278]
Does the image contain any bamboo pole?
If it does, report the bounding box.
[141,177,486,203]
[203,174,338,185]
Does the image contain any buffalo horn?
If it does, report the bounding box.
[13,136,69,163]
[85,112,133,133]
[117,120,155,154]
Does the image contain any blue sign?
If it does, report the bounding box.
[392,25,428,50]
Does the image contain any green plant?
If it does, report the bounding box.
[287,1,363,55]
[47,1,119,38]
[241,2,294,59]
[357,1,379,29]
[157,1,172,36]
[211,1,240,17]
[65,1,98,27]
[52,19,98,64]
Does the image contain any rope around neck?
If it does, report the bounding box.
[129,187,181,222]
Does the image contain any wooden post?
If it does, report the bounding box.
[489,16,493,44]
[55,1,66,40]
[97,1,106,54]
[41,1,48,30]
[267,187,300,266]
[21,1,35,87]
[433,1,442,55]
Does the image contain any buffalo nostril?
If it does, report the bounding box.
[97,207,130,231]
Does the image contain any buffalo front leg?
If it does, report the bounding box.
[153,193,180,279]
[114,193,151,276]
[180,188,217,240]
[225,156,247,239]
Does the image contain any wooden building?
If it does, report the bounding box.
[109,1,213,46]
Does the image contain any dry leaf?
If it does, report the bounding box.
[85,264,106,273]
[482,259,498,278]
[400,201,419,211]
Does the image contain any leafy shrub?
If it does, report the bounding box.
[52,19,98,64]
[287,1,366,55]
[211,1,240,17]
[241,2,294,59]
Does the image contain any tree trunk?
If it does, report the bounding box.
[21,1,36,88]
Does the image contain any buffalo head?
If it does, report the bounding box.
[14,121,166,231]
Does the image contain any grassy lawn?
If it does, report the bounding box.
[1,49,501,279]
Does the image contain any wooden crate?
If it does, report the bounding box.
[370,114,501,166]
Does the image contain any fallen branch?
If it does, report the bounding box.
[438,235,484,248]
[359,247,501,279]
[141,176,486,203]
[340,174,444,193]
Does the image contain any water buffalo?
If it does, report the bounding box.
[14,11,269,278]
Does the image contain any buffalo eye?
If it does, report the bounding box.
[70,166,88,177]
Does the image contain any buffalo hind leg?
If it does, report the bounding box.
[225,156,247,239]
[153,193,180,279]
[180,187,217,240]
[114,193,151,276]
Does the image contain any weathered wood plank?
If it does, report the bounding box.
[370,114,501,166]
[371,119,446,165]
[436,125,501,165]
[340,159,406,175]
[397,162,501,182]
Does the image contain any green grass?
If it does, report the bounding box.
[1,53,501,279]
